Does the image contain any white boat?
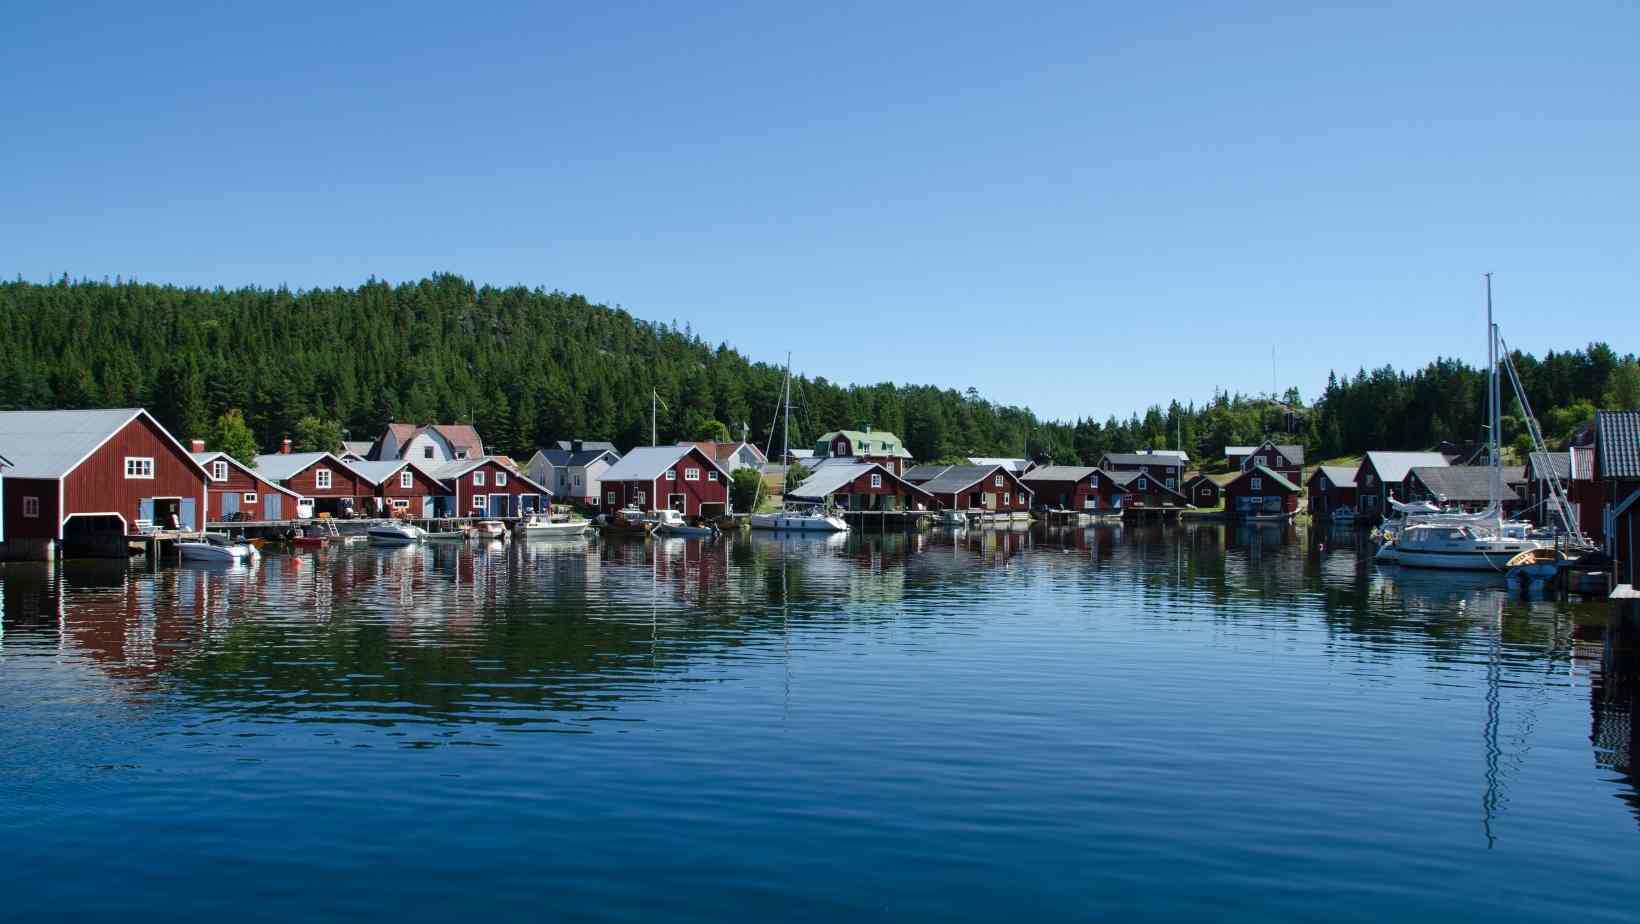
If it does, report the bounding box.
[471,519,508,540]
[176,533,258,562]
[650,509,719,537]
[518,514,592,538]
[1388,276,1554,573]
[749,507,849,532]
[367,522,424,545]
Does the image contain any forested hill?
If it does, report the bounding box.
[1,275,1635,466]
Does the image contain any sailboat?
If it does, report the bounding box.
[750,354,851,533]
[1389,276,1554,572]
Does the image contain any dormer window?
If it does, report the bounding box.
[211,460,228,482]
[454,450,468,460]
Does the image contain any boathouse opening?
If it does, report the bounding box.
[61,513,129,558]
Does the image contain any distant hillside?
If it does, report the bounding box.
[0,275,1634,465]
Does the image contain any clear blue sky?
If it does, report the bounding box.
[4,1,1635,421]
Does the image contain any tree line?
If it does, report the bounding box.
[1,275,1634,469]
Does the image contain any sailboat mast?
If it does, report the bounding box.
[651,389,657,447]
[1485,273,1501,517]
[781,353,791,463]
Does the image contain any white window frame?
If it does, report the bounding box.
[1166,478,1176,489]
[124,457,154,480]
[242,492,257,504]
[1137,477,1147,489]
[636,490,647,505]
[606,491,616,504]
[400,470,414,489]
[22,496,40,518]
[994,474,1004,487]
[423,446,435,460]
[870,473,883,488]
[212,460,228,482]
[1251,477,1263,490]
[685,467,700,481]
[665,469,677,481]
[473,471,486,486]
[454,449,469,460]
[315,468,332,490]
[496,471,507,487]
[707,471,718,482]
[574,474,583,486]
[391,499,410,510]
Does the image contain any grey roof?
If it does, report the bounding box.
[1312,465,1358,489]
[1596,410,1640,480]
[1100,452,1185,468]
[787,449,815,459]
[1020,465,1098,482]
[917,464,1029,496]
[1106,468,1188,499]
[1225,446,1257,456]
[902,463,954,482]
[425,456,551,493]
[555,440,618,453]
[533,447,619,467]
[788,463,877,500]
[1409,465,1526,503]
[1363,451,1450,484]
[346,460,413,485]
[0,451,12,468]
[340,440,373,457]
[1526,451,1573,482]
[253,451,339,482]
[968,457,1031,472]
[600,445,726,482]
[0,408,199,479]
[191,451,299,495]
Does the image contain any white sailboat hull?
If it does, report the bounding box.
[749,513,849,532]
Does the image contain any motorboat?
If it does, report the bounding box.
[650,509,719,538]
[471,519,508,540]
[367,522,424,545]
[518,513,592,538]
[749,506,849,532]
[599,507,653,534]
[176,533,258,563]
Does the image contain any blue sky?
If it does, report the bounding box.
[4,1,1635,421]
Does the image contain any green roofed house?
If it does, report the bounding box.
[815,429,914,477]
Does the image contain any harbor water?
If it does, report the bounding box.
[1,524,1636,921]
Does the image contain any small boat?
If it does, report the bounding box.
[650,509,719,538]
[176,533,258,563]
[749,506,849,532]
[518,514,592,538]
[291,521,340,548]
[367,522,424,545]
[599,507,653,534]
[471,519,508,540]
[1243,511,1296,523]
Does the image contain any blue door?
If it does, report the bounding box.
[221,492,239,517]
[265,495,282,520]
[179,498,197,530]
[139,498,154,528]
[519,495,538,514]
[489,495,510,517]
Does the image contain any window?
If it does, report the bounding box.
[1251,477,1263,490]
[124,457,154,479]
[707,471,718,482]
[315,468,332,489]
[454,449,468,460]
[22,496,40,518]
[606,491,615,504]
[473,471,486,486]
[392,499,409,510]
[243,492,257,504]
[1166,478,1176,489]
[573,474,582,486]
[423,446,434,460]
[665,469,676,481]
[496,471,507,487]
[1137,477,1147,489]
[684,468,700,481]
[870,473,883,488]
[994,474,1004,487]
[400,470,413,489]
[212,461,228,482]
[636,490,647,504]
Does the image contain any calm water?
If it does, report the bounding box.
[2,524,1637,921]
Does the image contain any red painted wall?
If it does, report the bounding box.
[827,467,935,510]
[1021,475,1094,510]
[939,467,1032,511]
[282,458,367,499]
[1224,471,1299,515]
[449,460,550,516]
[63,414,208,534]
[203,459,295,521]
[376,465,444,515]
[600,449,729,517]
[3,477,60,541]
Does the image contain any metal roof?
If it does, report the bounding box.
[968,457,1031,472]
[555,440,619,453]
[1020,465,1097,482]
[1596,410,1640,480]
[0,408,146,478]
[1526,451,1573,482]
[788,463,876,500]
[917,464,1010,495]
[1312,465,1358,489]
[814,430,913,458]
[600,445,727,481]
[1363,451,1450,484]
[1409,465,1526,503]
[902,463,953,482]
[532,448,619,467]
[253,451,339,482]
[1100,452,1185,468]
[1225,446,1257,456]
[346,460,413,485]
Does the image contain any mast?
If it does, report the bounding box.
[651,389,657,447]
[1485,273,1502,521]
[781,353,791,464]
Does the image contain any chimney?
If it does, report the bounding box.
[190,438,205,453]
[572,439,583,453]
[281,437,292,454]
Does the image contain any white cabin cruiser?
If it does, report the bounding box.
[176,533,259,563]
[518,513,592,538]
[749,506,849,532]
[367,522,424,544]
